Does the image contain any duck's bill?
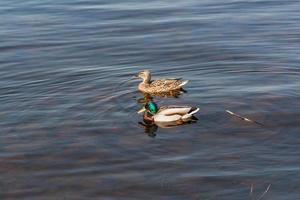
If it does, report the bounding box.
[137,107,146,114]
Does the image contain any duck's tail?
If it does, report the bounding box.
[179,80,189,87]
[181,107,200,121]
[189,107,199,115]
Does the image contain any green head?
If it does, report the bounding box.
[145,101,158,114]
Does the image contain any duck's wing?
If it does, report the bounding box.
[158,106,197,116]
[153,113,182,123]
[150,79,188,90]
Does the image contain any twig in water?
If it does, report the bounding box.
[257,184,271,200]
[226,110,264,126]
[250,184,253,195]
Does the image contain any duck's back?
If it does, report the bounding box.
[158,106,192,115]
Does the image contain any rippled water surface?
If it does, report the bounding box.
[1,0,300,199]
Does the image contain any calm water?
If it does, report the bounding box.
[1,0,300,199]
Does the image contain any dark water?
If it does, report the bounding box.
[1,0,300,199]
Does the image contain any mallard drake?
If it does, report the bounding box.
[138,101,199,124]
[136,70,188,93]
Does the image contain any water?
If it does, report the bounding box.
[1,0,300,199]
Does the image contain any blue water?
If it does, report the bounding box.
[1,0,300,199]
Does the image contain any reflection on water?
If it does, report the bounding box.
[1,0,300,199]
[138,119,198,137]
[136,90,186,104]
[138,121,158,137]
[137,93,154,104]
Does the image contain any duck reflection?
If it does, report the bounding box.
[137,89,187,104]
[138,117,198,137]
[138,121,158,137]
[137,93,153,104]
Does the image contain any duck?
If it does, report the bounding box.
[136,70,188,94]
[138,101,199,125]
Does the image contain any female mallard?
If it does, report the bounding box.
[138,101,199,124]
[137,70,188,93]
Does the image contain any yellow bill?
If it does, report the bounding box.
[137,107,146,114]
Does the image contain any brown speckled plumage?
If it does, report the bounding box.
[137,70,188,93]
